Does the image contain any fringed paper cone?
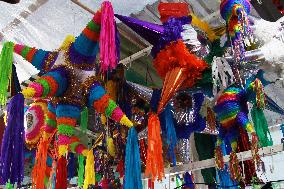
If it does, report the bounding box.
[14,44,56,72]
[22,67,69,99]
[87,81,133,127]
[158,67,187,114]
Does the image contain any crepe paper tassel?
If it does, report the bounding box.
[115,14,164,47]
[164,104,177,166]
[145,113,165,181]
[175,175,182,188]
[48,159,57,189]
[237,127,256,184]
[13,43,57,72]
[215,145,225,170]
[44,155,53,188]
[32,130,55,189]
[83,149,95,189]
[101,178,109,189]
[229,151,242,181]
[211,57,234,96]
[246,79,265,109]
[183,172,195,188]
[68,153,76,180]
[116,159,124,178]
[80,107,88,133]
[0,42,14,106]
[100,1,117,73]
[148,179,154,189]
[0,94,24,185]
[0,116,4,150]
[5,181,14,189]
[55,156,67,189]
[251,133,260,165]
[207,107,217,132]
[251,105,273,148]
[217,164,238,189]
[78,155,85,187]
[124,127,142,189]
[56,104,81,157]
[157,67,186,114]
[107,137,116,157]
[139,138,147,166]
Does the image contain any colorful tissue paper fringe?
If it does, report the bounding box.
[56,104,81,157]
[43,102,57,139]
[24,100,48,147]
[163,104,177,165]
[55,156,67,189]
[14,44,58,72]
[22,67,69,99]
[87,81,133,127]
[153,39,207,88]
[145,113,165,181]
[78,155,85,187]
[0,42,14,106]
[99,1,118,72]
[69,8,101,68]
[83,149,95,189]
[124,127,142,189]
[0,94,25,185]
[32,133,55,189]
